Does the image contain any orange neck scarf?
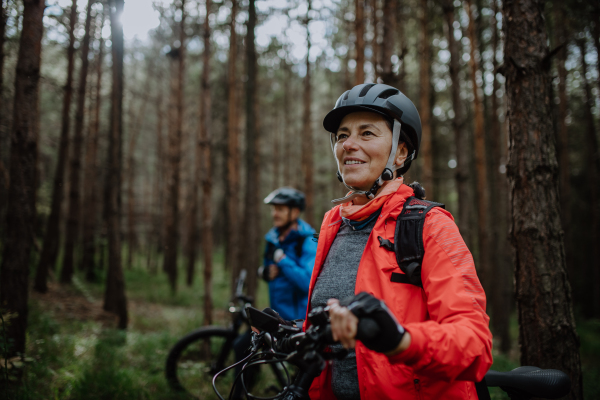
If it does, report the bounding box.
[339,177,404,221]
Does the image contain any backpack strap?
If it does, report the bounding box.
[295,236,306,258]
[392,196,445,287]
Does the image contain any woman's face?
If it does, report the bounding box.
[334,111,398,192]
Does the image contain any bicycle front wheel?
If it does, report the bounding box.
[165,326,237,399]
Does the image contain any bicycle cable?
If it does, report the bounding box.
[239,354,293,400]
[213,349,257,400]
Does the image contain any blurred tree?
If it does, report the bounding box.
[163,0,186,293]
[465,0,489,291]
[0,0,45,358]
[355,0,365,84]
[34,0,78,292]
[419,0,433,196]
[103,0,128,329]
[379,0,396,86]
[226,0,241,289]
[81,7,105,282]
[370,0,379,81]
[503,0,582,396]
[61,0,95,283]
[302,0,314,227]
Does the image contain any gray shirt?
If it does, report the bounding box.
[310,212,379,400]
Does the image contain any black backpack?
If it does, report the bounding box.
[376,195,445,287]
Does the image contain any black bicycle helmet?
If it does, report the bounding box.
[263,187,306,211]
[323,83,422,204]
[323,83,422,159]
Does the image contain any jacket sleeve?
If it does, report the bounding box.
[276,236,318,294]
[388,209,493,382]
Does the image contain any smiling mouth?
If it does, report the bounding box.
[345,160,365,165]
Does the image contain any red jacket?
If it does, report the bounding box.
[304,184,493,400]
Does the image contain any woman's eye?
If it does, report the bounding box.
[336,134,348,141]
[362,130,374,136]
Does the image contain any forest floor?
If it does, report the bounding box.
[2,255,600,400]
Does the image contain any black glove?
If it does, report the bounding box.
[340,292,405,354]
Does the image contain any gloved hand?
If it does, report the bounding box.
[340,292,405,354]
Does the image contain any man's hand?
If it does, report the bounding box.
[268,264,280,280]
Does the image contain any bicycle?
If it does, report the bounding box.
[215,305,572,400]
[165,269,289,399]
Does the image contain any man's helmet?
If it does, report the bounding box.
[323,83,422,204]
[263,187,306,211]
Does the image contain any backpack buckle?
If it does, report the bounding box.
[377,236,395,252]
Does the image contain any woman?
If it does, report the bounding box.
[304,83,493,399]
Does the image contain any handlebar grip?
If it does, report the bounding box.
[356,318,380,342]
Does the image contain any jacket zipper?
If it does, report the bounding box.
[414,378,423,400]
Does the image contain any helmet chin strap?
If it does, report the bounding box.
[331,119,403,205]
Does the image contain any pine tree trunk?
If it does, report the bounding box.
[488,0,510,353]
[354,0,364,85]
[0,0,7,230]
[419,0,433,196]
[465,0,489,290]
[370,0,379,81]
[34,0,78,292]
[0,0,44,357]
[226,0,240,284]
[103,0,128,330]
[61,0,94,284]
[302,1,314,228]
[163,1,186,294]
[442,0,471,247]
[379,0,395,86]
[150,85,165,275]
[503,0,582,396]
[282,57,291,186]
[239,0,260,299]
[577,38,600,317]
[199,0,213,324]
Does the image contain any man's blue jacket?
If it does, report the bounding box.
[263,219,317,321]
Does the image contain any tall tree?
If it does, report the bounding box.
[302,0,314,228]
[225,0,240,283]
[81,9,105,282]
[34,0,78,292]
[442,0,471,247]
[0,0,45,358]
[488,0,510,353]
[199,0,213,324]
[503,0,582,396]
[61,0,95,283]
[419,0,433,195]
[577,38,600,317]
[354,0,365,84]
[465,0,489,289]
[163,0,186,293]
[103,0,128,329]
[370,0,379,81]
[379,0,396,85]
[239,0,260,299]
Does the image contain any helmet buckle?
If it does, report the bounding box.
[381,168,394,181]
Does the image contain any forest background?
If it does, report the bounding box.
[0,0,599,398]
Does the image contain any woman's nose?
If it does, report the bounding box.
[342,136,358,152]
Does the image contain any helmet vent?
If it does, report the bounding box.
[377,88,400,99]
[359,83,376,97]
[343,91,350,100]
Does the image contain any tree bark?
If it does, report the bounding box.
[0,0,44,357]
[354,0,365,85]
[465,0,489,290]
[379,0,396,86]
[34,0,78,292]
[81,13,103,282]
[419,0,433,196]
[149,82,165,275]
[302,1,314,228]
[103,0,128,330]
[61,0,94,284]
[503,0,582,396]
[553,3,571,282]
[282,56,292,186]
[442,0,471,247]
[163,0,186,294]
[577,38,600,317]
[225,0,240,282]
[238,0,260,300]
